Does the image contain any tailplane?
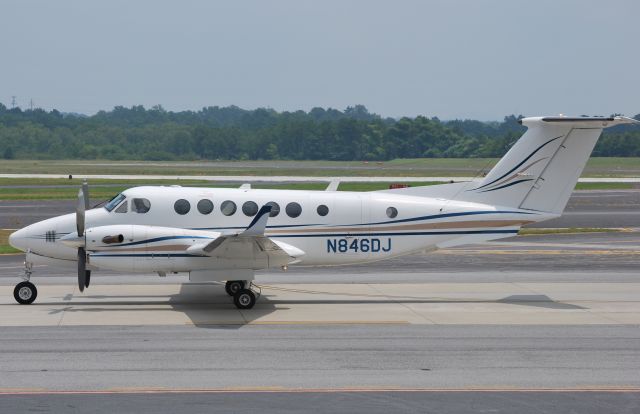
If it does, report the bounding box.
[382,116,638,214]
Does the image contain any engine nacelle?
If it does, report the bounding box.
[83,225,217,252]
[83,225,219,272]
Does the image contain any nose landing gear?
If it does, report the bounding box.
[14,259,37,305]
[14,281,37,305]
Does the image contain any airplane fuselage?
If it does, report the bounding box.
[11,186,549,273]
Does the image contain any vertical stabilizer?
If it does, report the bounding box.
[462,116,637,213]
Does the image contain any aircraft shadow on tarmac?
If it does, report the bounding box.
[38,285,586,329]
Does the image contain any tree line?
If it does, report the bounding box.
[0,103,638,160]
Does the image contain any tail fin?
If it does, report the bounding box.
[465,116,638,213]
[381,116,638,214]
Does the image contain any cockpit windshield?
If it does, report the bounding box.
[104,193,126,212]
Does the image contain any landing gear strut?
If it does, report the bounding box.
[14,259,37,305]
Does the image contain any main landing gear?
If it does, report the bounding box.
[14,260,37,305]
[225,280,259,309]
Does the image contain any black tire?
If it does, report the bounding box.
[225,280,245,296]
[14,281,37,305]
[233,289,256,310]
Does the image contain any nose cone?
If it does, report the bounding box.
[8,228,28,251]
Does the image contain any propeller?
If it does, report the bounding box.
[76,181,90,292]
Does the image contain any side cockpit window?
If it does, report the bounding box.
[105,193,126,212]
[132,198,151,213]
[115,200,128,213]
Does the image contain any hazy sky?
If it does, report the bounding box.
[1,0,638,120]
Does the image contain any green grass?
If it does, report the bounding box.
[0,181,447,200]
[0,178,215,186]
[518,227,622,236]
[1,157,639,177]
[0,245,20,254]
[0,230,20,254]
[0,178,632,200]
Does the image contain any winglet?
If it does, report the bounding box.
[241,204,273,236]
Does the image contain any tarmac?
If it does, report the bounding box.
[0,189,638,413]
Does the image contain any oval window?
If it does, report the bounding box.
[285,202,302,218]
[242,201,259,216]
[386,207,398,218]
[132,198,151,213]
[266,201,280,217]
[317,204,329,216]
[221,200,237,216]
[174,199,191,215]
[197,199,214,215]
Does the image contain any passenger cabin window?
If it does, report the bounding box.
[242,201,258,217]
[317,204,329,216]
[105,193,126,212]
[197,199,214,215]
[285,202,302,218]
[174,199,191,215]
[266,201,280,217]
[386,207,398,218]
[221,200,237,216]
[115,200,128,213]
[132,198,151,213]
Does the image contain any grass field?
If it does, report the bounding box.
[0,182,449,200]
[1,157,639,177]
[0,230,19,254]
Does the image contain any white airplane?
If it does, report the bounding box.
[8,116,639,309]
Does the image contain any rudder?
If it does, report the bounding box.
[460,116,637,214]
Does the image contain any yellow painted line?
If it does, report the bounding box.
[186,321,410,326]
[246,320,410,325]
[438,249,640,255]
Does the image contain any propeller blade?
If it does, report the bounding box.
[76,180,90,237]
[82,180,90,210]
[76,189,85,237]
[78,247,86,292]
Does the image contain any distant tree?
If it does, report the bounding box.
[0,105,637,160]
[265,143,279,159]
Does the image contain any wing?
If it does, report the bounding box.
[186,204,305,266]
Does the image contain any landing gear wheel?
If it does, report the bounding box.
[233,289,256,310]
[225,280,245,296]
[14,281,37,305]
